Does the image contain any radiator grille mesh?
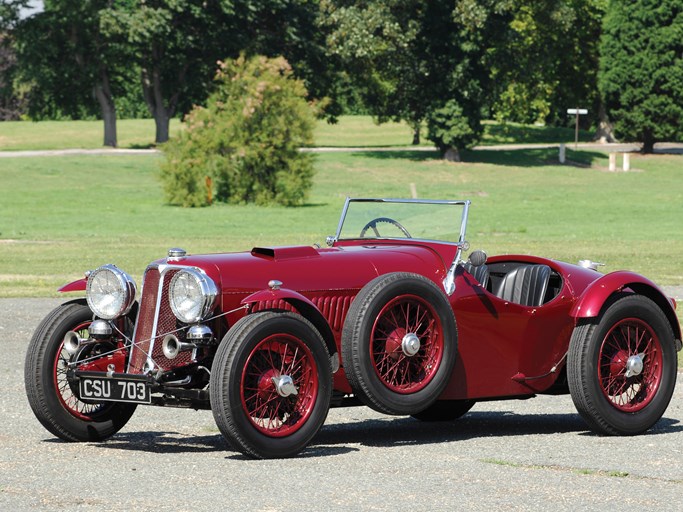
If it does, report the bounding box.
[128,267,191,373]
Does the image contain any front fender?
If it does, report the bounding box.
[58,277,87,293]
[571,270,681,340]
[241,287,338,360]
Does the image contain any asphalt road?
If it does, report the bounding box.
[2,298,682,511]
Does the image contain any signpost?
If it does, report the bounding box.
[567,108,588,150]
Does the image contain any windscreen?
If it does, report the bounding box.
[336,199,468,244]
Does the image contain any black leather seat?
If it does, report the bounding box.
[462,262,490,290]
[496,264,551,307]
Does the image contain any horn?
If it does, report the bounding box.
[63,331,82,355]
[162,334,196,360]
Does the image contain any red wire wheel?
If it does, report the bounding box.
[342,272,458,416]
[53,320,110,421]
[568,294,678,436]
[241,333,319,437]
[25,302,137,442]
[597,318,663,412]
[211,312,332,459]
[370,294,444,394]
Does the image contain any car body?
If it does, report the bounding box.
[25,198,682,458]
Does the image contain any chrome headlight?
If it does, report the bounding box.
[86,264,137,320]
[169,268,218,323]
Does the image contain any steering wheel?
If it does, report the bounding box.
[359,217,412,238]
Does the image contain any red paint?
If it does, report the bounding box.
[58,240,679,404]
[58,278,87,293]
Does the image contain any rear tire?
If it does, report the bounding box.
[24,302,137,442]
[342,273,458,415]
[567,295,677,435]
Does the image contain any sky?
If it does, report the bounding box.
[19,0,44,18]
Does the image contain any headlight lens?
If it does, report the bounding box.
[86,264,137,320]
[169,268,218,323]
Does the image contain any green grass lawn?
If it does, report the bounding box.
[0,116,592,150]
[1,147,682,297]
[0,119,183,151]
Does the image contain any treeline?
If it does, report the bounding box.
[1,0,682,154]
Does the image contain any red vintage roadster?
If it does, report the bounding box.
[25,198,681,458]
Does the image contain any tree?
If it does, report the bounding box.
[0,34,21,120]
[0,0,29,120]
[237,0,344,121]
[599,0,683,153]
[0,0,28,31]
[322,0,490,156]
[15,0,132,146]
[321,1,426,143]
[450,0,607,131]
[100,1,227,144]
[160,55,316,207]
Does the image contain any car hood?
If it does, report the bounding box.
[165,243,455,295]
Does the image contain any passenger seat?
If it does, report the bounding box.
[496,264,551,307]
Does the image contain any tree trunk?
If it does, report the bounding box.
[409,121,421,145]
[443,147,461,162]
[141,65,173,144]
[642,130,655,153]
[154,113,170,144]
[93,68,117,147]
[71,32,117,147]
[140,43,185,144]
[594,103,617,143]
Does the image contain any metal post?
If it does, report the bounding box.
[567,108,587,152]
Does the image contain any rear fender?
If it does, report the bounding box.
[58,277,87,293]
[241,288,338,363]
[570,271,681,341]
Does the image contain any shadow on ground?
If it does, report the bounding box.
[45,410,681,459]
[351,148,607,167]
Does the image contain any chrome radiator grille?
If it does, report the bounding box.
[128,266,193,373]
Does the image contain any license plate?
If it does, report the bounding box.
[79,376,151,404]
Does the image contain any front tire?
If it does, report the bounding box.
[567,294,677,435]
[210,312,332,459]
[24,301,137,442]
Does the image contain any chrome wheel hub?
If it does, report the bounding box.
[271,375,298,397]
[401,333,421,357]
[624,353,645,378]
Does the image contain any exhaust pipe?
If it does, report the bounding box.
[162,334,196,360]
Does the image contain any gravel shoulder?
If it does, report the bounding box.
[2,298,682,511]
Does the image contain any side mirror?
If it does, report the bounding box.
[468,249,488,267]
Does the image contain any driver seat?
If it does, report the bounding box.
[462,262,490,290]
[497,264,551,307]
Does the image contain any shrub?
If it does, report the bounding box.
[426,100,482,161]
[160,55,316,207]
